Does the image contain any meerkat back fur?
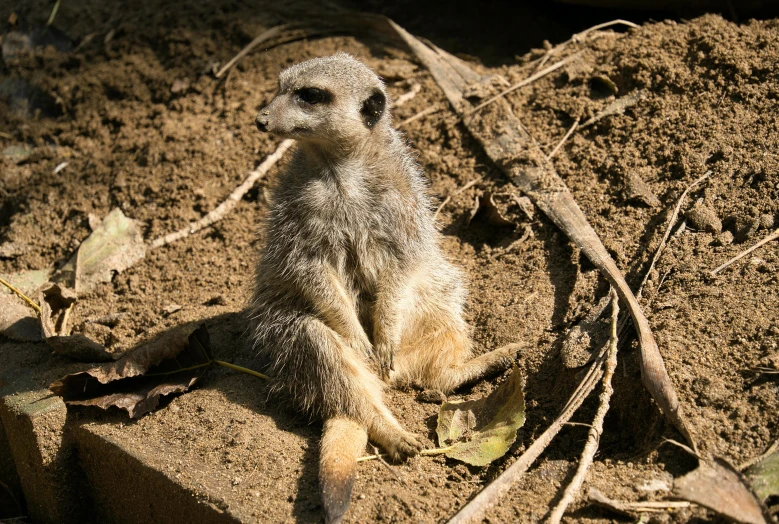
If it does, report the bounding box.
[249,53,520,523]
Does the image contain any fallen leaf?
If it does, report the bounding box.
[53,208,146,293]
[38,283,115,362]
[50,324,213,418]
[746,445,779,502]
[673,458,767,524]
[468,192,516,229]
[436,367,525,466]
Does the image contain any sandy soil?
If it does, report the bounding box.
[1,1,778,522]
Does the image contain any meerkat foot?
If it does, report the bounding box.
[369,424,423,461]
[384,430,423,461]
[374,342,395,381]
[431,342,524,393]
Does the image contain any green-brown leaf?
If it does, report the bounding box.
[436,367,525,466]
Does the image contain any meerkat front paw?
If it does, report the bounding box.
[374,342,395,380]
[384,430,423,461]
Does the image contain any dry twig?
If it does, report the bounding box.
[637,171,711,296]
[465,54,580,116]
[216,26,290,78]
[547,118,580,160]
[392,82,421,108]
[433,176,483,219]
[711,228,779,276]
[0,276,42,315]
[739,439,779,471]
[532,19,639,73]
[546,290,619,523]
[150,139,294,249]
[398,104,442,128]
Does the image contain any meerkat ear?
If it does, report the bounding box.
[360,89,386,129]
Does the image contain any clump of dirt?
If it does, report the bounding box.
[1,0,778,522]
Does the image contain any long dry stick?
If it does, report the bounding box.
[150,140,294,249]
[464,53,580,116]
[546,291,619,523]
[711,228,779,275]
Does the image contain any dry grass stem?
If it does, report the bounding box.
[546,290,619,524]
[398,105,442,128]
[711,228,779,275]
[465,54,580,116]
[0,276,42,315]
[216,26,287,78]
[547,118,580,160]
[533,19,639,73]
[637,171,711,297]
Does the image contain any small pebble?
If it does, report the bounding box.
[759,213,775,230]
[715,230,734,246]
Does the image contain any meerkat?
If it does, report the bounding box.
[248,53,520,523]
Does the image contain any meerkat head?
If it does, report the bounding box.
[255,53,389,146]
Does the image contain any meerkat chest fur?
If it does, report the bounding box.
[277,141,432,296]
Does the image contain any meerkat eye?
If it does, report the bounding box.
[296,87,331,105]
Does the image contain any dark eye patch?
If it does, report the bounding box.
[295,87,332,105]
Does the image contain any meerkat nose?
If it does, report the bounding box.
[255,114,269,132]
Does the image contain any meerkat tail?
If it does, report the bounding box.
[319,416,368,524]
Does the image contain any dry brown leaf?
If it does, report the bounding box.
[53,208,146,293]
[49,324,213,418]
[673,458,768,524]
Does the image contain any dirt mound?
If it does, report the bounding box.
[1,0,778,521]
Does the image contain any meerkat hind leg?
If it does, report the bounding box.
[395,325,521,394]
[303,317,423,460]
